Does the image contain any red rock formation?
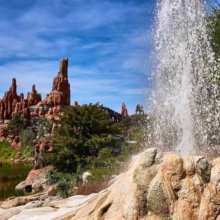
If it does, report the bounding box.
[0,79,40,120]
[43,58,70,107]
[121,102,128,117]
[1,78,20,119]
[27,84,42,106]
[0,100,5,122]
[10,78,17,97]
[0,58,71,121]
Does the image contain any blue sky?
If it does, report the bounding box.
[0,0,217,113]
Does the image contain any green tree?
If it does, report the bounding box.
[7,114,26,138]
[47,104,123,173]
[209,2,220,59]
[36,117,53,138]
[20,128,36,147]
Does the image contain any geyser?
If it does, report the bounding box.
[150,0,220,155]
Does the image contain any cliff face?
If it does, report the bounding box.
[0,58,71,120]
[1,149,220,220]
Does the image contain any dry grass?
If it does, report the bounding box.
[75,178,110,195]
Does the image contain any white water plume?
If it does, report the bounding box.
[149,0,220,155]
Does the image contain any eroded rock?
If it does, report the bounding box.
[43,58,70,107]
[0,58,71,123]
[60,149,220,220]
[2,150,220,220]
[16,167,49,193]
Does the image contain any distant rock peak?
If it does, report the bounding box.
[0,58,71,120]
[58,58,68,79]
[43,58,70,106]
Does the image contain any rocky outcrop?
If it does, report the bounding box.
[43,58,70,107]
[2,149,220,220]
[58,149,220,220]
[0,58,71,122]
[0,78,20,120]
[121,102,128,117]
[27,85,42,107]
[0,194,95,220]
[16,167,49,193]
[0,193,45,209]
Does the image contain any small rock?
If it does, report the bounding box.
[15,181,32,192]
[196,157,212,183]
[46,186,58,197]
[25,201,43,209]
[140,148,157,168]
[82,171,92,184]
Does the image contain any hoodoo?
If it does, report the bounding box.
[0,58,71,121]
[43,58,71,107]
[27,85,42,107]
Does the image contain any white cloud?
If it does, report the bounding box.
[0,0,152,112]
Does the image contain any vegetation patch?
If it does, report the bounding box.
[0,140,32,162]
[43,104,147,196]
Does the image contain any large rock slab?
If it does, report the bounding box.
[2,149,220,220]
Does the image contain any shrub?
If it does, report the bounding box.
[7,114,26,138]
[37,118,53,138]
[46,169,60,185]
[46,169,77,198]
[14,189,25,197]
[20,128,36,147]
[209,3,220,59]
[57,180,73,198]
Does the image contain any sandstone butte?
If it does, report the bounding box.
[0,58,71,121]
[1,148,220,220]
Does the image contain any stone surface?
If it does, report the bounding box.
[2,149,220,220]
[0,193,44,209]
[58,149,220,220]
[82,171,92,184]
[16,167,49,193]
[46,186,58,197]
